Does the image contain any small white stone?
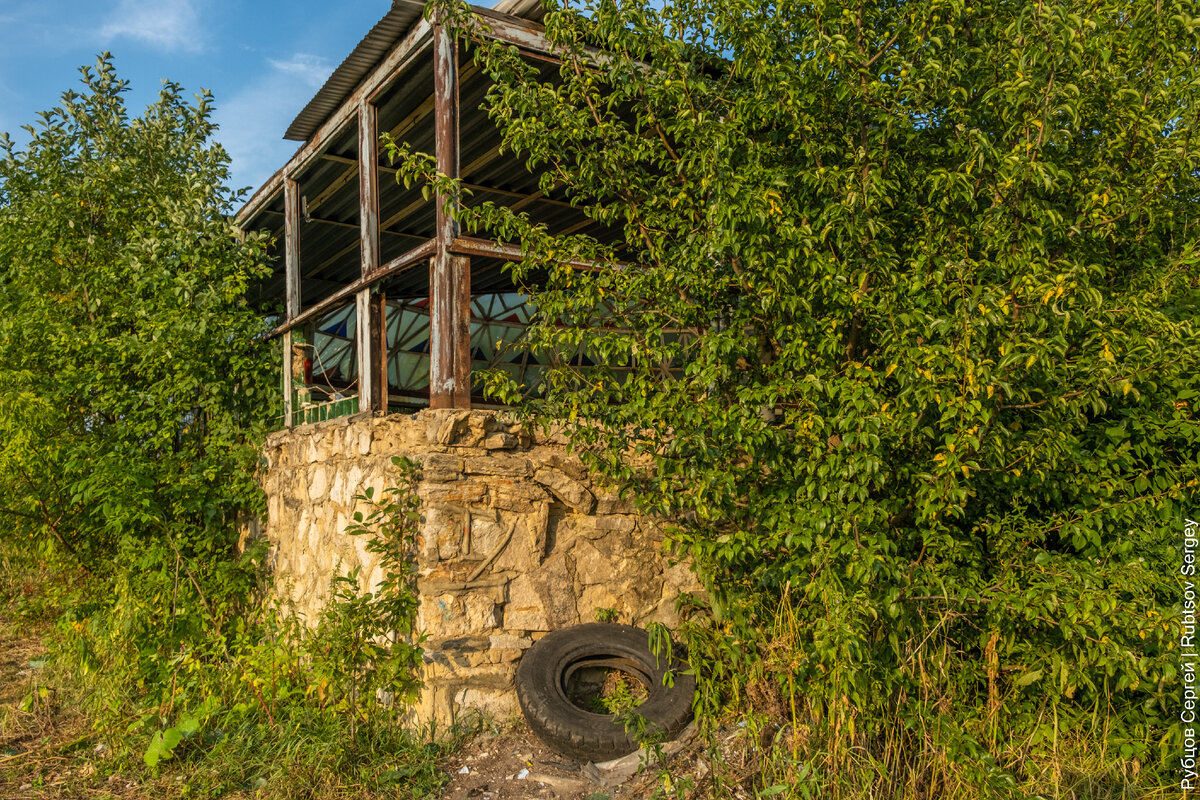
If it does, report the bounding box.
[458,766,470,775]
[308,466,328,500]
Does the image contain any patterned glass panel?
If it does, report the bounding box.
[304,292,693,408]
[310,302,358,398]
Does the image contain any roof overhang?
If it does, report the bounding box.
[284,0,545,143]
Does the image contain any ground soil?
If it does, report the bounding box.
[435,721,710,800]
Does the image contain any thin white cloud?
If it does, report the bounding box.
[99,0,204,53]
[212,54,336,194]
[267,54,334,90]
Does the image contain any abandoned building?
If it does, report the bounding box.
[235,0,698,726]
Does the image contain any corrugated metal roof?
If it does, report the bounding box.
[284,0,425,141]
[490,0,545,19]
[284,0,545,143]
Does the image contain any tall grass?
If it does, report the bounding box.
[667,590,1174,800]
[0,532,465,800]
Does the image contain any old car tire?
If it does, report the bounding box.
[515,622,696,762]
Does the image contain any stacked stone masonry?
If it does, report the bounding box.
[259,409,699,726]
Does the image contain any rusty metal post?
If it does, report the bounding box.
[355,288,373,413]
[359,98,380,279]
[358,98,387,413]
[281,330,294,427]
[370,289,389,413]
[430,21,471,409]
[429,254,471,408]
[284,177,301,320]
[282,176,302,426]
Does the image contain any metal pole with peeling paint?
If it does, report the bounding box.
[430,20,470,410]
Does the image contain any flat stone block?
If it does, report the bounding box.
[463,453,532,477]
[483,433,518,450]
[533,467,595,514]
[418,453,465,483]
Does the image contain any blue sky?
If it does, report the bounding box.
[0,0,471,201]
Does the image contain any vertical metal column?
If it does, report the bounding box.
[358,98,384,414]
[430,21,471,409]
[281,331,293,428]
[355,289,372,413]
[283,176,302,426]
[284,177,301,320]
[369,290,388,413]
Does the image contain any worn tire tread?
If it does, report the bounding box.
[515,623,695,762]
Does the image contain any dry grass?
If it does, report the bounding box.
[0,614,142,799]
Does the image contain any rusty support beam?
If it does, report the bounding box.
[241,169,286,231]
[271,239,435,337]
[305,163,358,216]
[449,236,521,261]
[429,254,471,409]
[471,9,623,73]
[471,8,552,53]
[430,21,471,410]
[282,330,294,427]
[358,98,382,414]
[461,143,503,180]
[370,289,389,413]
[284,177,301,319]
[355,289,373,411]
[450,235,629,270]
[557,217,596,236]
[434,24,460,252]
[359,99,380,279]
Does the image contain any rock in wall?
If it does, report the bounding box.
[258,409,700,726]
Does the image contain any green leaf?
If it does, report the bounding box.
[143,727,184,769]
[1014,670,1043,688]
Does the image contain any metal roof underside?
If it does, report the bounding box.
[284,0,546,142]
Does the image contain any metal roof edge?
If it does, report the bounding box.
[283,0,428,142]
[283,0,544,144]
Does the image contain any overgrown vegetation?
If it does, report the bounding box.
[0,59,448,798]
[391,0,1199,795]
[4,0,1197,795]
[0,455,452,798]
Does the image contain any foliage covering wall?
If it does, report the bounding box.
[391,0,1200,785]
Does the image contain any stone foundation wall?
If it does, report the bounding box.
[259,409,698,725]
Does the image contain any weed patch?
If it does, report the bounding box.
[0,457,465,799]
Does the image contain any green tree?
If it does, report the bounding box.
[398,0,1200,788]
[0,55,274,647]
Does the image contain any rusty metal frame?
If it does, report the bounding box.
[429,20,472,410]
[270,239,436,337]
[244,3,626,421]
